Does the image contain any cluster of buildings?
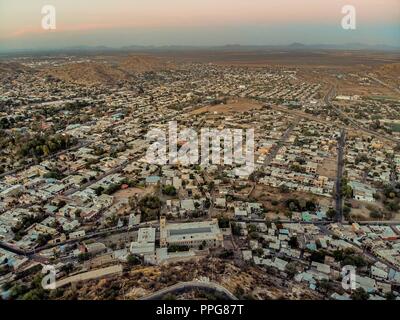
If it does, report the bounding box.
[238,220,400,299]
[259,119,338,197]
[0,55,399,299]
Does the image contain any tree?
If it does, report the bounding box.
[249,232,260,240]
[234,286,245,298]
[318,279,333,294]
[343,205,351,217]
[385,292,396,300]
[10,284,29,299]
[217,215,230,229]
[310,250,326,263]
[342,255,367,268]
[279,185,290,193]
[139,195,161,222]
[351,288,369,300]
[288,236,299,248]
[44,169,64,180]
[253,248,264,257]
[0,265,11,277]
[285,211,293,219]
[198,240,207,250]
[168,245,189,253]
[385,201,400,212]
[78,252,91,262]
[305,200,317,211]
[95,186,104,196]
[126,254,141,266]
[36,233,52,247]
[22,288,47,300]
[326,208,336,220]
[218,249,234,259]
[104,183,123,195]
[231,223,241,236]
[285,262,298,278]
[286,199,300,211]
[341,178,353,199]
[106,214,118,227]
[370,210,383,219]
[60,263,74,275]
[42,145,50,157]
[162,185,177,196]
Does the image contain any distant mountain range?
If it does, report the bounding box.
[1,43,399,55]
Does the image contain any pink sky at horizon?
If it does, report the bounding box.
[1,0,399,39]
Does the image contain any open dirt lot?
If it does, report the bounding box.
[190,98,262,115]
[251,184,333,219]
[113,187,152,202]
[317,158,337,180]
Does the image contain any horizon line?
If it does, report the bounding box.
[1,42,400,55]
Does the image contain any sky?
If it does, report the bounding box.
[0,0,399,51]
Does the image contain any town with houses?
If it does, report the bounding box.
[0,54,400,301]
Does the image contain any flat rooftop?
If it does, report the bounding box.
[137,227,156,243]
[165,220,222,243]
[170,227,212,236]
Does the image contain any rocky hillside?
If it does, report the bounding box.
[39,55,175,85]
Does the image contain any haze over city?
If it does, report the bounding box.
[0,0,400,51]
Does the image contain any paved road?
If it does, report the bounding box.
[263,119,298,168]
[62,160,129,196]
[234,217,330,225]
[0,241,49,263]
[324,87,398,144]
[367,75,400,95]
[247,118,298,199]
[323,87,346,223]
[389,157,399,189]
[139,281,238,300]
[0,222,159,263]
[55,265,123,289]
[235,216,400,226]
[320,224,400,273]
[0,241,26,255]
[335,129,346,223]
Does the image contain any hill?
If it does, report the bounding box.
[0,62,31,76]
[40,55,175,85]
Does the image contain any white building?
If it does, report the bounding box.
[160,217,223,249]
[130,227,156,256]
